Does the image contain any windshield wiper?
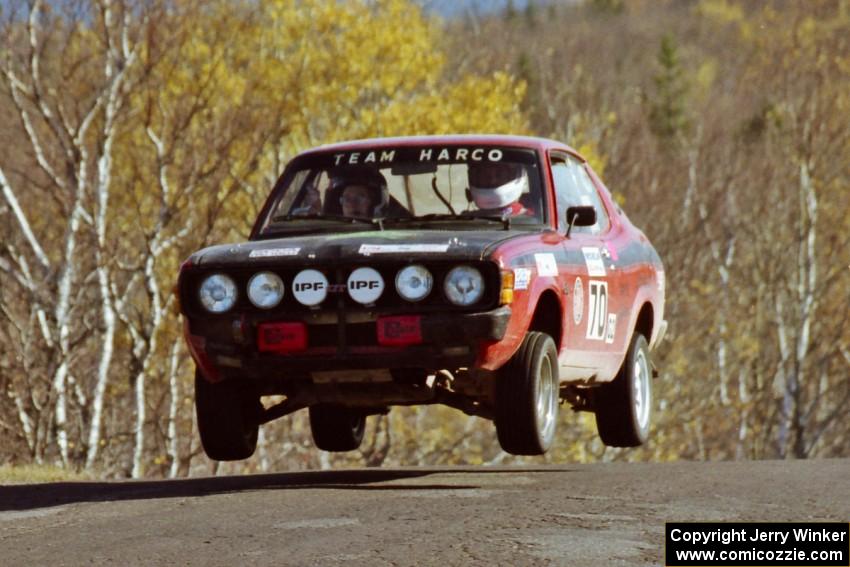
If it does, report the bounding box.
[271,213,384,229]
[384,213,511,230]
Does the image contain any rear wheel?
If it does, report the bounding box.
[595,333,652,447]
[309,404,366,452]
[195,370,261,461]
[495,331,559,455]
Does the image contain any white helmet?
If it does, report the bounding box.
[468,162,527,210]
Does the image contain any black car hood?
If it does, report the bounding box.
[189,229,531,267]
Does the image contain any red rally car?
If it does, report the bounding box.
[178,135,667,460]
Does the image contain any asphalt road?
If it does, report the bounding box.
[1,459,848,566]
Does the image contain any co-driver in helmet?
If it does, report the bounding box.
[467,161,531,217]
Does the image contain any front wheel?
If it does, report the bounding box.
[594,333,652,447]
[195,370,261,461]
[495,331,560,456]
[309,405,366,452]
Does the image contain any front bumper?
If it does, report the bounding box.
[187,306,511,382]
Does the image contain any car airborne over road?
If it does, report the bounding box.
[178,135,667,460]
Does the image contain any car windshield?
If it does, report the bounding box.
[255,146,545,236]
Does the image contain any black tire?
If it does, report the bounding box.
[195,370,260,461]
[495,331,560,456]
[309,404,366,452]
[594,333,652,447]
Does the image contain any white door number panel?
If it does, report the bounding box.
[586,280,608,340]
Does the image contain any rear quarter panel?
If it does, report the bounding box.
[587,167,666,378]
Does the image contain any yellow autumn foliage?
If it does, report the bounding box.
[113,0,528,242]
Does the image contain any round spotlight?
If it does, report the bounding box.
[292,269,328,306]
[247,271,284,309]
[199,274,238,313]
[395,265,433,302]
[444,265,484,306]
[347,267,384,305]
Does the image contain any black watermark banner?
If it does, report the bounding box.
[666,522,849,566]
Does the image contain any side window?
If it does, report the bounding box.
[568,158,610,233]
[550,153,610,234]
[551,159,573,231]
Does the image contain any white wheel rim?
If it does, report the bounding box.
[633,349,651,431]
[536,352,558,442]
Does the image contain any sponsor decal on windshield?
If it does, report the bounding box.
[333,147,505,166]
[333,150,396,166]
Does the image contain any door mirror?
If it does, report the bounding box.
[566,206,596,235]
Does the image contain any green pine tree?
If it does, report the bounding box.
[649,34,691,142]
[524,0,537,27]
[504,0,517,21]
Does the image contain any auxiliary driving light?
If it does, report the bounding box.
[292,269,329,306]
[347,267,385,305]
[198,274,237,313]
[247,271,284,309]
[444,265,484,306]
[395,265,433,302]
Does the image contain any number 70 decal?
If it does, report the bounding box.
[586,281,609,341]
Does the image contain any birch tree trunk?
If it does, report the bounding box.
[2,0,143,470]
[789,161,817,458]
[167,341,183,479]
[86,0,138,470]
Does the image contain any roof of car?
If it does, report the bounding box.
[297,134,579,158]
